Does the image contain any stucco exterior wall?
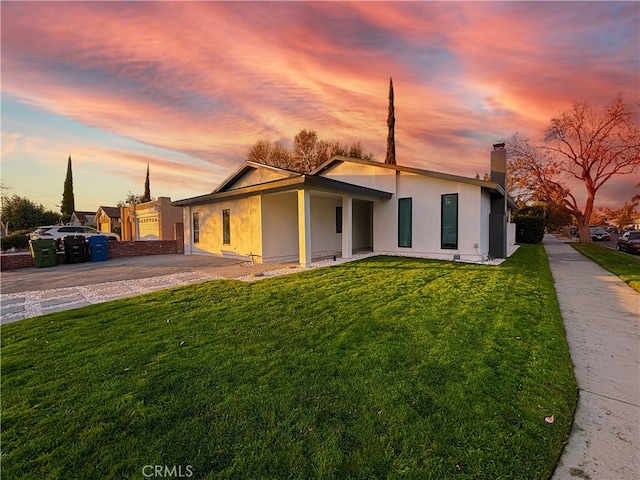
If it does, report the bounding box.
[480,190,492,257]
[226,168,291,190]
[184,195,262,261]
[158,197,184,240]
[321,162,396,194]
[373,172,486,261]
[310,194,342,258]
[352,200,373,250]
[121,197,182,241]
[261,192,299,263]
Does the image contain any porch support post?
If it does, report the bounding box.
[298,189,311,267]
[341,196,352,259]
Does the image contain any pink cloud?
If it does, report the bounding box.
[2,1,637,210]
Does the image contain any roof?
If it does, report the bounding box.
[97,206,121,218]
[172,174,393,207]
[314,155,501,189]
[172,156,517,210]
[213,161,300,193]
[72,211,95,221]
[313,156,518,210]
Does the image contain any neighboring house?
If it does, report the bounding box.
[173,143,516,266]
[120,197,183,241]
[95,206,121,234]
[69,211,96,226]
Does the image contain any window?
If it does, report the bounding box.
[193,212,200,243]
[336,206,343,234]
[222,209,230,245]
[398,198,412,248]
[441,194,458,249]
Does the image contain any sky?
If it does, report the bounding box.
[1,1,639,213]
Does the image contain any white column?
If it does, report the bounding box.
[298,189,311,266]
[342,196,352,259]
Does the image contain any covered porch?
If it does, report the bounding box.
[260,178,391,266]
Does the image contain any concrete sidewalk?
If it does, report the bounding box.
[544,235,639,480]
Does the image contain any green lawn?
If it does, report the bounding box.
[570,242,640,292]
[1,246,577,479]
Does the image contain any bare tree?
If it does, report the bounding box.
[293,129,319,173]
[508,94,640,242]
[247,140,293,170]
[247,130,377,174]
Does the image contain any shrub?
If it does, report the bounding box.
[515,216,544,244]
[1,232,31,251]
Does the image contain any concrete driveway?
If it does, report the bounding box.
[0,253,299,323]
[1,253,293,294]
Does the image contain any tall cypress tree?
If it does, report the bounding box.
[142,163,151,203]
[385,77,396,165]
[61,155,75,216]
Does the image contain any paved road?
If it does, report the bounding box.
[544,235,640,480]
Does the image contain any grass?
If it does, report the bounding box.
[1,246,577,479]
[570,242,640,292]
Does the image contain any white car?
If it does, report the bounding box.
[29,226,120,247]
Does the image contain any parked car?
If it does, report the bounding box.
[606,226,618,234]
[589,227,611,241]
[29,225,120,249]
[617,230,640,255]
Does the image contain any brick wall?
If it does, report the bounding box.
[1,240,179,271]
[1,253,37,271]
[108,240,178,258]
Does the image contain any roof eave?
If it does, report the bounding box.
[172,175,392,207]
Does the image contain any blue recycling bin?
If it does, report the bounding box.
[87,235,109,262]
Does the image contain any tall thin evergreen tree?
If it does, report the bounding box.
[385,77,396,165]
[142,163,151,203]
[61,155,75,216]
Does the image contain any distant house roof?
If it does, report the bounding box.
[72,211,95,222]
[97,206,121,218]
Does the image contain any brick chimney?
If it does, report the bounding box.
[490,142,506,189]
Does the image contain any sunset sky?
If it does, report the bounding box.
[2,1,638,213]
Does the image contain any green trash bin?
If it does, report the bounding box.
[29,239,58,268]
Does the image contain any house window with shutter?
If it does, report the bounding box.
[398,198,412,247]
[222,209,230,245]
[193,212,200,244]
[441,194,458,249]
